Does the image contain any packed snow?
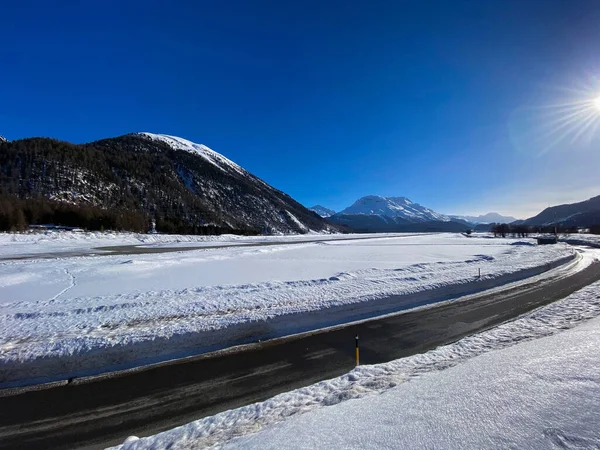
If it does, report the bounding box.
[0,234,577,386]
[111,276,600,450]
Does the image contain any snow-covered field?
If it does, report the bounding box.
[112,278,600,450]
[0,233,577,386]
[0,230,357,259]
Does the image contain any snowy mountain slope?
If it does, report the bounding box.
[338,196,450,222]
[309,205,336,217]
[136,132,246,177]
[523,195,600,227]
[329,214,470,233]
[0,136,7,143]
[450,212,517,224]
[326,195,465,232]
[0,134,335,234]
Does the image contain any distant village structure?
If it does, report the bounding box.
[28,224,83,232]
[536,235,558,245]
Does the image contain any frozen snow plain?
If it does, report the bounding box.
[0,232,577,387]
[112,277,600,450]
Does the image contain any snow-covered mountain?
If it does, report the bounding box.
[0,133,336,234]
[137,133,247,177]
[309,205,336,218]
[338,196,450,222]
[327,195,469,232]
[0,136,7,143]
[450,212,517,224]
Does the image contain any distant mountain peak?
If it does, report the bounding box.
[450,212,517,224]
[338,195,450,222]
[309,205,336,217]
[0,136,7,143]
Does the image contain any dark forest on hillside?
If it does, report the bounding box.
[0,136,329,234]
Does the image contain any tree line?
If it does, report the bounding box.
[490,222,600,238]
[0,194,259,235]
[0,137,264,235]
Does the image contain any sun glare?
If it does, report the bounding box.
[518,81,600,155]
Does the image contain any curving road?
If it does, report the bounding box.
[1,258,599,450]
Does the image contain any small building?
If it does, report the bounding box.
[537,235,558,245]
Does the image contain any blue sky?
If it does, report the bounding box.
[2,0,600,218]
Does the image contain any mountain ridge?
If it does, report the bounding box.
[450,212,517,224]
[337,195,451,222]
[309,205,336,218]
[327,195,469,233]
[522,195,600,227]
[0,133,336,234]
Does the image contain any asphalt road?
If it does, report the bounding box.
[1,259,599,450]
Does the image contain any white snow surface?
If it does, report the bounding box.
[0,230,361,259]
[136,133,246,176]
[0,234,577,386]
[111,275,600,450]
[560,233,600,248]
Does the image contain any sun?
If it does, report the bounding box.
[510,79,600,155]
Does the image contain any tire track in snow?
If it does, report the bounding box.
[47,268,76,304]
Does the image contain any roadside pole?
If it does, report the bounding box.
[355,334,360,366]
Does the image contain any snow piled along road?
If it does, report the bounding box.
[0,234,576,386]
[112,276,600,450]
[560,233,600,248]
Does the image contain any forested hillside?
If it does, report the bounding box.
[0,134,333,234]
[522,195,600,228]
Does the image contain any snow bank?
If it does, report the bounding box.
[0,237,575,387]
[560,233,600,248]
[110,275,600,450]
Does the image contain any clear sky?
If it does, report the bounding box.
[2,0,600,219]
